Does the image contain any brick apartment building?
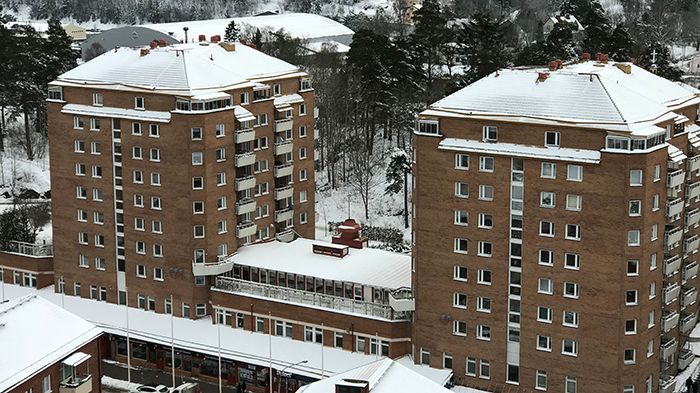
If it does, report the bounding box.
[47,39,317,318]
[412,59,700,393]
[1,294,103,393]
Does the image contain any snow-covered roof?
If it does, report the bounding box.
[61,103,172,123]
[297,358,454,393]
[3,285,393,380]
[225,238,411,290]
[55,42,302,95]
[142,13,354,44]
[0,294,102,392]
[425,61,700,134]
[439,138,601,164]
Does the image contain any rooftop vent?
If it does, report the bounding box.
[219,42,236,52]
[615,63,632,74]
[537,72,549,82]
[312,243,349,258]
[332,218,368,249]
[140,48,150,57]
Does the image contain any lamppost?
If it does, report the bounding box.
[277,360,308,393]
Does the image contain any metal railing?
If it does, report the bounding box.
[4,240,53,257]
[214,277,410,321]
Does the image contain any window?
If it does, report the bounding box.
[454,238,468,254]
[479,185,494,201]
[89,118,100,131]
[300,190,308,203]
[477,270,492,285]
[134,96,144,109]
[476,325,491,340]
[152,220,162,233]
[566,224,581,240]
[455,154,469,169]
[92,188,103,201]
[419,348,430,365]
[538,306,552,323]
[652,194,659,211]
[300,169,308,181]
[92,165,103,178]
[653,164,661,181]
[417,120,439,135]
[136,265,146,278]
[149,148,161,161]
[42,374,51,393]
[135,241,145,254]
[629,200,641,216]
[539,221,554,237]
[154,267,164,281]
[651,224,658,241]
[90,141,101,154]
[153,244,163,257]
[73,116,84,129]
[78,232,88,245]
[537,335,552,351]
[630,169,643,186]
[191,127,202,140]
[454,210,469,225]
[628,230,640,246]
[564,253,580,270]
[565,377,577,393]
[478,213,493,229]
[275,321,293,338]
[647,339,654,357]
[564,282,579,298]
[567,165,582,181]
[539,249,553,266]
[538,278,553,294]
[466,358,477,376]
[477,241,492,257]
[193,225,205,238]
[151,196,161,210]
[132,146,142,159]
[133,194,144,207]
[132,122,142,135]
[93,211,104,224]
[649,282,656,299]
[192,177,203,189]
[216,172,226,187]
[48,86,63,100]
[536,370,547,391]
[196,304,206,317]
[150,172,161,186]
[563,310,578,327]
[479,360,490,379]
[77,209,88,222]
[562,339,578,356]
[453,292,467,308]
[75,163,86,176]
[566,194,581,211]
[217,196,227,210]
[625,319,637,335]
[300,211,308,224]
[215,123,225,137]
[240,91,249,104]
[479,156,494,172]
[483,125,497,141]
[545,131,560,146]
[626,289,638,305]
[453,320,467,336]
[623,385,635,393]
[627,260,639,276]
[541,162,556,178]
[453,266,467,281]
[191,152,203,165]
[74,140,85,152]
[540,191,555,208]
[132,170,143,184]
[273,83,281,95]
[79,254,89,267]
[217,220,228,234]
[477,297,491,312]
[299,147,307,159]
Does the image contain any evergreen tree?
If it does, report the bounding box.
[410,0,450,103]
[0,207,36,250]
[580,0,612,54]
[224,19,240,42]
[605,24,635,61]
[252,28,264,50]
[637,41,682,81]
[385,148,411,229]
[544,20,577,60]
[459,12,511,84]
[559,0,591,21]
[0,7,17,152]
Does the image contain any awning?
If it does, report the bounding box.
[62,352,91,367]
[675,115,690,124]
[234,105,255,122]
[253,83,270,91]
[669,144,687,163]
[273,94,304,110]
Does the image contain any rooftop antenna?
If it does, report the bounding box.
[347,195,351,219]
[183,26,189,43]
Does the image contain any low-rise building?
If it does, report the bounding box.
[0,241,54,289]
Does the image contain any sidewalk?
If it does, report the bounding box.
[101,360,238,393]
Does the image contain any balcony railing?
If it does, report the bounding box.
[192,257,235,276]
[682,288,697,307]
[668,169,685,188]
[274,118,293,133]
[661,337,677,359]
[681,313,697,334]
[667,198,684,218]
[59,375,92,393]
[660,375,676,393]
[662,310,679,332]
[234,128,255,144]
[214,277,410,321]
[274,185,294,201]
[663,283,681,304]
[684,261,698,281]
[685,235,700,254]
[236,198,256,215]
[689,182,700,200]
[664,255,682,276]
[691,155,700,172]
[274,162,294,178]
[665,226,683,251]
[236,222,257,239]
[4,240,53,257]
[274,140,294,156]
[235,152,256,168]
[687,208,700,228]
[679,349,694,370]
[275,207,294,223]
[235,175,256,191]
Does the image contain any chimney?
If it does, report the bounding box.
[555,59,563,69]
[615,63,632,74]
[140,48,150,57]
[548,61,558,71]
[198,34,206,42]
[240,38,248,45]
[331,219,368,249]
[537,72,549,82]
[582,52,591,61]
[211,35,221,43]
[600,53,609,64]
[149,40,158,49]
[158,39,167,47]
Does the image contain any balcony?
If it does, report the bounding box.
[274,140,293,156]
[274,118,293,133]
[667,198,684,218]
[666,226,683,251]
[662,311,680,332]
[276,228,295,242]
[668,169,685,188]
[236,222,257,239]
[275,207,294,223]
[214,277,410,320]
[234,128,255,144]
[687,208,700,228]
[5,240,53,257]
[235,152,256,167]
[274,163,294,178]
[660,376,676,393]
[664,255,682,276]
[236,198,256,215]
[686,235,700,254]
[689,182,700,200]
[681,313,697,334]
[679,349,695,370]
[682,288,697,307]
[389,288,415,312]
[59,375,92,393]
[274,185,294,201]
[691,155,700,172]
[664,283,681,304]
[59,352,92,393]
[192,257,234,276]
[235,175,256,191]
[684,261,698,281]
[661,337,678,359]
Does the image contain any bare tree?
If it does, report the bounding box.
[347,141,381,220]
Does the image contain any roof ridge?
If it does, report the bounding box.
[367,358,394,390]
[180,49,192,92]
[589,73,626,122]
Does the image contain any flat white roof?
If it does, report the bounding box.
[62,352,91,367]
[226,238,411,290]
[61,103,172,123]
[2,285,408,380]
[0,294,102,392]
[438,138,601,164]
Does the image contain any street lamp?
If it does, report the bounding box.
[277,360,308,393]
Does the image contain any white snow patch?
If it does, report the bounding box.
[102,375,143,392]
